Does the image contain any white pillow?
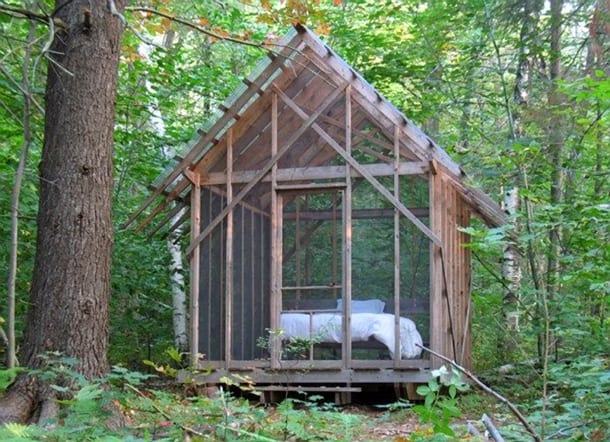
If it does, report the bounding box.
[336,298,385,313]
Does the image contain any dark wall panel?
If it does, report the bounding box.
[199,187,271,362]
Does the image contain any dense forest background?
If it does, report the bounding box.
[0,0,608,439]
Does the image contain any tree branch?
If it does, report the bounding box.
[126,6,270,51]
[0,4,65,29]
[0,63,44,115]
[417,344,542,442]
[121,7,332,90]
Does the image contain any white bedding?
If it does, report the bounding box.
[280,312,423,359]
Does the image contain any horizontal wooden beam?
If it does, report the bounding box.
[255,386,362,392]
[275,182,346,192]
[283,207,429,221]
[201,161,428,185]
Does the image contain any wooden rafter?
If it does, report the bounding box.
[185,83,347,256]
[273,84,442,246]
[124,31,306,230]
[128,23,505,239]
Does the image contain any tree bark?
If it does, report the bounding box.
[168,209,188,352]
[0,0,124,423]
[501,187,521,357]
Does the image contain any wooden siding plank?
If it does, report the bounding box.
[446,176,458,362]
[393,124,401,367]
[270,92,281,369]
[429,165,443,369]
[459,200,472,368]
[344,85,352,367]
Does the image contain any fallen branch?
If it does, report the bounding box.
[482,413,505,442]
[124,383,206,439]
[417,344,541,442]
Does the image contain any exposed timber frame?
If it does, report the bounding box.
[127,24,506,402]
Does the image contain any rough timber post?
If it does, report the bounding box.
[270,91,281,369]
[429,161,445,369]
[225,129,234,368]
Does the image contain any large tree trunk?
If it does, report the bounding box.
[0,0,124,424]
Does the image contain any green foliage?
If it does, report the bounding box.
[0,367,24,392]
[0,361,606,441]
[1,0,609,439]
[142,347,187,378]
[412,365,470,437]
[257,327,322,361]
[0,422,43,442]
[490,356,610,441]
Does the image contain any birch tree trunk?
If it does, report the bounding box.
[138,35,188,352]
[501,187,521,356]
[168,209,188,352]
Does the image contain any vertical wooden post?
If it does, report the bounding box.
[270,92,282,369]
[186,170,201,368]
[459,202,472,368]
[446,178,458,362]
[295,198,301,305]
[225,129,234,368]
[343,85,352,368]
[332,192,338,299]
[429,161,444,369]
[393,125,401,365]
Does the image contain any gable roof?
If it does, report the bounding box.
[125,24,506,234]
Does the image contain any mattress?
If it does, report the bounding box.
[280,312,423,359]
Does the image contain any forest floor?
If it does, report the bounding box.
[259,401,508,441]
[338,405,438,440]
[255,389,511,441]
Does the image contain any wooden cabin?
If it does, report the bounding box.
[127,25,506,402]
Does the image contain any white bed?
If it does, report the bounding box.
[280,312,423,359]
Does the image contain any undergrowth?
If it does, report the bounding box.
[0,356,607,441]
